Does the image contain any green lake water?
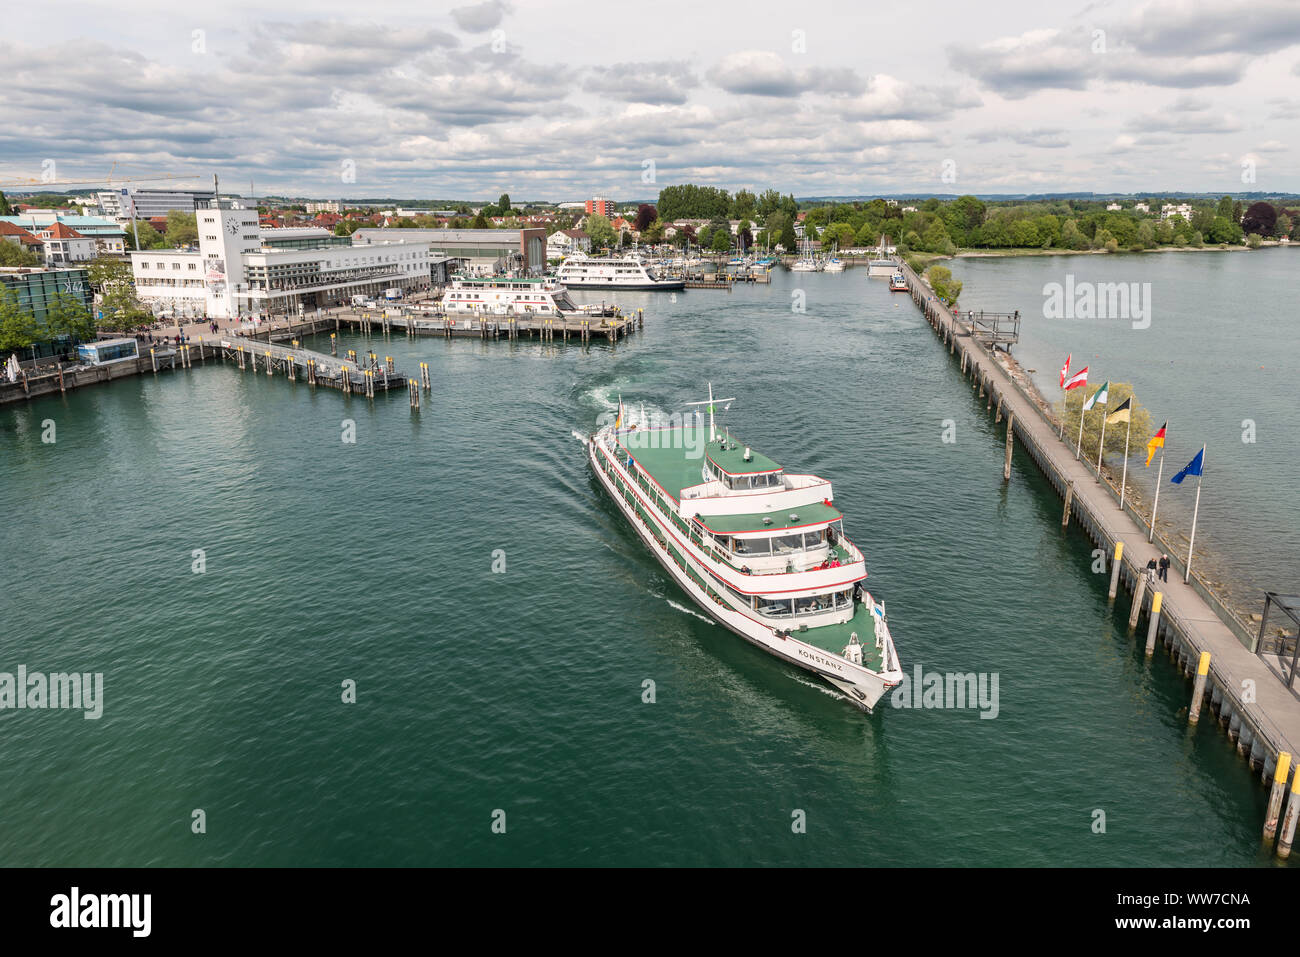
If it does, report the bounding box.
[0,256,1289,866]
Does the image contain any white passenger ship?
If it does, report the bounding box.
[441,275,582,316]
[585,389,905,711]
[555,254,685,290]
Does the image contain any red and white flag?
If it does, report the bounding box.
[1063,365,1089,390]
[1059,354,1071,389]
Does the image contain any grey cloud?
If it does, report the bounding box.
[584,62,699,105]
[969,128,1070,148]
[1124,0,1300,57]
[707,50,864,97]
[450,1,511,33]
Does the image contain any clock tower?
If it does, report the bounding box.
[196,197,259,318]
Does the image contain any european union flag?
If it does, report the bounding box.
[1170,447,1204,484]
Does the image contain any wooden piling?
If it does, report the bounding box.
[994,394,1003,423]
[1145,592,1162,657]
[1003,414,1014,481]
[1264,752,1292,841]
[330,333,337,356]
[1061,481,1074,527]
[1128,571,1148,631]
[1278,771,1300,859]
[1189,651,1210,724]
[1108,542,1124,599]
[265,351,273,376]
[149,348,157,373]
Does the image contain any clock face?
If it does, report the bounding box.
[227,220,240,235]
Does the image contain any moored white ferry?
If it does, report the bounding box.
[441,275,581,316]
[584,390,905,711]
[555,254,685,290]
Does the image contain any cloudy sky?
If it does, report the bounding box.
[2,0,1298,200]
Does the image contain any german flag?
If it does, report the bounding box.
[1145,421,1166,467]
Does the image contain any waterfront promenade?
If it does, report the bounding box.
[898,258,1300,786]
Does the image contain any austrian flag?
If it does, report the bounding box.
[1063,366,1089,390]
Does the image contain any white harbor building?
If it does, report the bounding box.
[130,200,432,320]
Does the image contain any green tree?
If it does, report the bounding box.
[1058,382,1152,467]
[710,228,732,253]
[127,222,165,250]
[1246,232,1263,248]
[926,264,962,305]
[1216,196,1234,219]
[472,210,490,229]
[0,286,41,355]
[497,193,511,215]
[586,214,617,249]
[0,240,42,267]
[641,219,666,244]
[0,191,12,216]
[778,218,797,252]
[164,210,199,246]
[44,292,95,344]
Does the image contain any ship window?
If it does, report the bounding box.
[731,536,770,557]
[772,533,804,554]
[758,597,792,618]
[804,529,827,548]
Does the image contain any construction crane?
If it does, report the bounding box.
[0,164,198,189]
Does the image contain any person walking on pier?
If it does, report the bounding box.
[1146,557,1158,586]
[1159,554,1170,583]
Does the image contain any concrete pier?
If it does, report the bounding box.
[898,258,1300,815]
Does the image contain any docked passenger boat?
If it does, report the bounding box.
[441,275,581,316]
[584,388,905,711]
[555,254,685,290]
[889,272,908,291]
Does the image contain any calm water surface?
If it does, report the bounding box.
[0,259,1287,866]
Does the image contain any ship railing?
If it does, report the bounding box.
[780,473,831,491]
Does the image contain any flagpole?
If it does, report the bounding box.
[1184,444,1205,584]
[1147,421,1167,543]
[1119,415,1132,510]
[1075,399,1086,459]
[1095,409,1107,481]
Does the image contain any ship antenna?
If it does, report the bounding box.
[708,381,715,441]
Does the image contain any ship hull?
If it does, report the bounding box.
[561,279,685,291]
[588,433,896,712]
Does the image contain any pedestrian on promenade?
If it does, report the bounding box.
[1159,554,1170,583]
[1146,557,1157,586]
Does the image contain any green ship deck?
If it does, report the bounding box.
[616,428,711,500]
[700,503,842,534]
[790,603,885,671]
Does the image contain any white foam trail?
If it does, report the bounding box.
[786,673,851,701]
[666,599,712,623]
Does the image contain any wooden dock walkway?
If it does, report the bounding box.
[896,258,1300,801]
[335,309,644,343]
